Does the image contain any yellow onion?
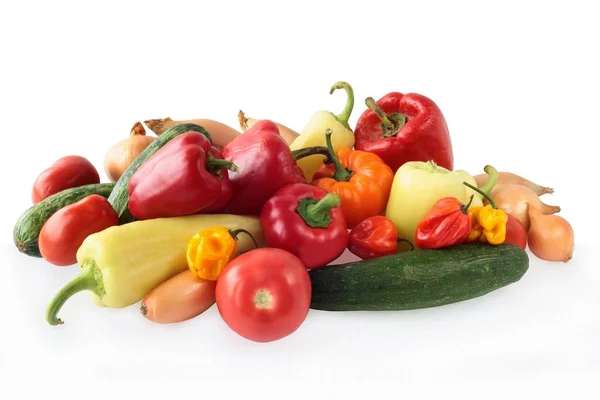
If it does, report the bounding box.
[104,122,155,182]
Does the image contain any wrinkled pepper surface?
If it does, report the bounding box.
[290,81,356,182]
[312,129,394,229]
[464,182,508,245]
[128,132,237,220]
[187,226,258,281]
[221,120,329,216]
[415,195,474,249]
[347,215,404,260]
[260,183,348,269]
[385,162,498,249]
[354,92,454,173]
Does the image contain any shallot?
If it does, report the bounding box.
[527,204,574,262]
[488,183,560,231]
[474,171,554,196]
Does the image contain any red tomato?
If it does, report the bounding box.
[39,195,119,266]
[32,155,100,204]
[216,248,311,343]
[504,213,527,250]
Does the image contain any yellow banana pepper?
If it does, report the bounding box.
[186,227,258,281]
[385,161,498,249]
[290,81,356,182]
[45,214,265,326]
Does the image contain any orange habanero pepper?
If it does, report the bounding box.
[312,129,394,229]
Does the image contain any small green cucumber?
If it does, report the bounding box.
[13,183,115,257]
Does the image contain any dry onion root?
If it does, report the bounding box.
[104,122,155,182]
[238,110,300,146]
[488,183,560,231]
[474,171,554,196]
[144,117,241,149]
[527,204,574,262]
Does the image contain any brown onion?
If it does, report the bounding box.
[488,183,560,231]
[104,122,155,182]
[474,171,553,196]
[238,110,299,146]
[527,204,574,262]
[144,117,240,148]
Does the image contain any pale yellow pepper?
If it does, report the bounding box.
[385,162,498,249]
[290,81,356,182]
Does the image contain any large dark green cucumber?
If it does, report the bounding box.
[309,244,529,311]
[107,123,212,224]
[13,183,115,257]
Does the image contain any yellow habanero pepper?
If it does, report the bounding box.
[187,226,258,281]
[290,81,356,182]
[464,183,508,245]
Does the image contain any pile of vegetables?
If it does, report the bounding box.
[12,81,575,343]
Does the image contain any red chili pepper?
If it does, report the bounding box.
[221,120,329,216]
[354,92,454,173]
[128,132,238,220]
[260,183,348,269]
[347,216,406,260]
[39,195,119,266]
[414,196,474,249]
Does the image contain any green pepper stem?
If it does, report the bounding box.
[297,193,341,228]
[464,182,497,209]
[291,146,331,162]
[477,165,499,194]
[229,228,259,249]
[461,195,475,214]
[46,260,106,326]
[330,81,355,129]
[365,97,407,138]
[206,153,238,175]
[324,129,352,181]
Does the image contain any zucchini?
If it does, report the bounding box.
[107,123,212,224]
[309,244,529,311]
[13,183,115,257]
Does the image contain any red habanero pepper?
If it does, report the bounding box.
[354,92,454,173]
[221,120,329,216]
[260,183,348,269]
[348,216,410,260]
[128,132,238,220]
[415,195,474,249]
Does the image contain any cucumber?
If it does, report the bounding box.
[13,183,115,258]
[309,244,529,311]
[107,123,212,224]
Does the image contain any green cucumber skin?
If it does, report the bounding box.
[107,123,212,224]
[309,244,529,311]
[13,183,116,258]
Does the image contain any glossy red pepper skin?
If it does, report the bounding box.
[415,197,472,249]
[128,132,234,220]
[354,92,454,173]
[348,216,399,260]
[222,120,306,216]
[39,195,119,266]
[260,183,348,269]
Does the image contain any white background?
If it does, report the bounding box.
[1,0,599,398]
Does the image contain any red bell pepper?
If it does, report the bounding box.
[221,120,330,216]
[354,92,454,173]
[347,216,406,260]
[260,183,348,269]
[128,132,237,220]
[414,195,474,249]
